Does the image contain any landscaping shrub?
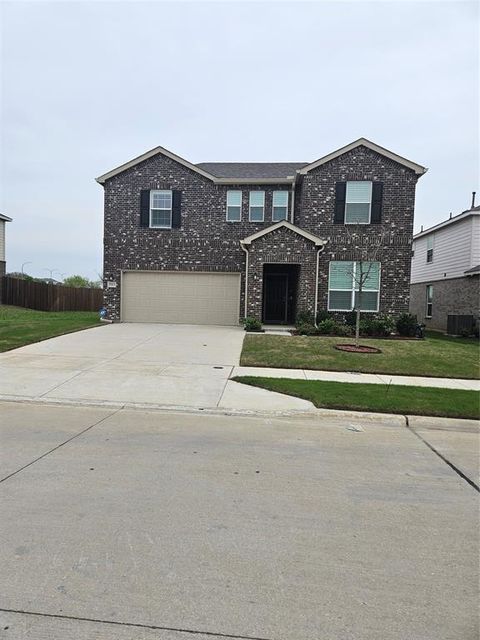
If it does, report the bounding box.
[334,323,353,337]
[243,317,262,332]
[396,313,417,337]
[317,318,337,335]
[370,315,395,337]
[296,311,315,327]
[359,317,376,336]
[296,310,332,328]
[296,322,318,336]
[343,311,357,327]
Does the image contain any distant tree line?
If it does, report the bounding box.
[6,273,102,289]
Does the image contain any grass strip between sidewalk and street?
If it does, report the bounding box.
[0,306,101,352]
[232,376,480,419]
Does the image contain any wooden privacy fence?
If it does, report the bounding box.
[1,277,103,312]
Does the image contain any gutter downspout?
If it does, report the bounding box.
[240,242,249,318]
[314,244,326,327]
[290,175,296,224]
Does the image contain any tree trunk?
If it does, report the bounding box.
[355,308,361,347]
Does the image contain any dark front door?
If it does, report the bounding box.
[263,273,289,324]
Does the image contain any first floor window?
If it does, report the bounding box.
[426,235,434,262]
[426,285,433,317]
[150,190,172,228]
[227,190,242,222]
[272,191,288,221]
[345,181,372,224]
[249,191,265,222]
[328,261,381,312]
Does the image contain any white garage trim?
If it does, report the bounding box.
[121,270,242,326]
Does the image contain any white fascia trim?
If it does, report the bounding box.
[240,220,327,247]
[298,137,428,177]
[96,147,297,186]
[215,177,294,185]
[96,146,218,184]
[0,213,12,222]
[413,209,480,239]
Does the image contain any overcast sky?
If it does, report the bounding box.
[1,0,478,279]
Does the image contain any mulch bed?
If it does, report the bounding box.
[335,344,382,354]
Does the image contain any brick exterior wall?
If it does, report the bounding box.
[102,145,419,322]
[410,276,480,331]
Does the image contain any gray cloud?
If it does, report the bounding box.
[1,0,478,277]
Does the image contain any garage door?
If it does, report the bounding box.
[121,271,241,325]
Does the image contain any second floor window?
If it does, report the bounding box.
[150,190,172,228]
[272,191,289,221]
[426,236,434,262]
[226,191,242,222]
[249,191,265,222]
[345,181,372,224]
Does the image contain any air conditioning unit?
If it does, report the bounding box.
[446,314,475,335]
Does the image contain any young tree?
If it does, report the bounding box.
[344,231,386,347]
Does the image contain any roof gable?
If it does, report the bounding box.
[298,137,427,177]
[96,146,217,185]
[240,221,326,247]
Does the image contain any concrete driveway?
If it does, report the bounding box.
[0,401,478,639]
[0,324,312,411]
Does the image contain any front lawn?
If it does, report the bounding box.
[240,332,480,379]
[0,305,101,352]
[234,377,480,420]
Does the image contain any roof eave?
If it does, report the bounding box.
[413,209,479,239]
[95,146,217,185]
[241,220,327,247]
[298,137,428,177]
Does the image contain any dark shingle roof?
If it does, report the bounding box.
[464,265,480,275]
[195,162,308,179]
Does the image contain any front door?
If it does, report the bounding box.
[263,273,288,324]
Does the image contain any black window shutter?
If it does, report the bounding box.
[172,190,182,228]
[371,182,383,224]
[334,182,346,224]
[140,190,150,227]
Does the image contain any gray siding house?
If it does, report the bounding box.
[97,138,426,325]
[0,213,12,278]
[410,202,480,332]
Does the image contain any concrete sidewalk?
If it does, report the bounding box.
[232,366,480,390]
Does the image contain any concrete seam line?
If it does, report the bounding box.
[0,608,273,640]
[0,407,125,485]
[404,415,480,493]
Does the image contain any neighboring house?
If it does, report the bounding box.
[97,138,427,325]
[0,213,12,279]
[410,200,480,332]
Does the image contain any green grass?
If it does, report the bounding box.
[0,305,101,352]
[233,377,480,420]
[240,331,480,379]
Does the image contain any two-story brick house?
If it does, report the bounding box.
[97,138,427,325]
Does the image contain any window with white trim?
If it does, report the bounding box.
[150,190,172,228]
[226,190,242,222]
[345,181,372,224]
[426,235,434,263]
[328,261,381,312]
[426,285,433,317]
[249,191,265,222]
[272,191,288,221]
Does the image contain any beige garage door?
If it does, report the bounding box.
[121,271,241,325]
